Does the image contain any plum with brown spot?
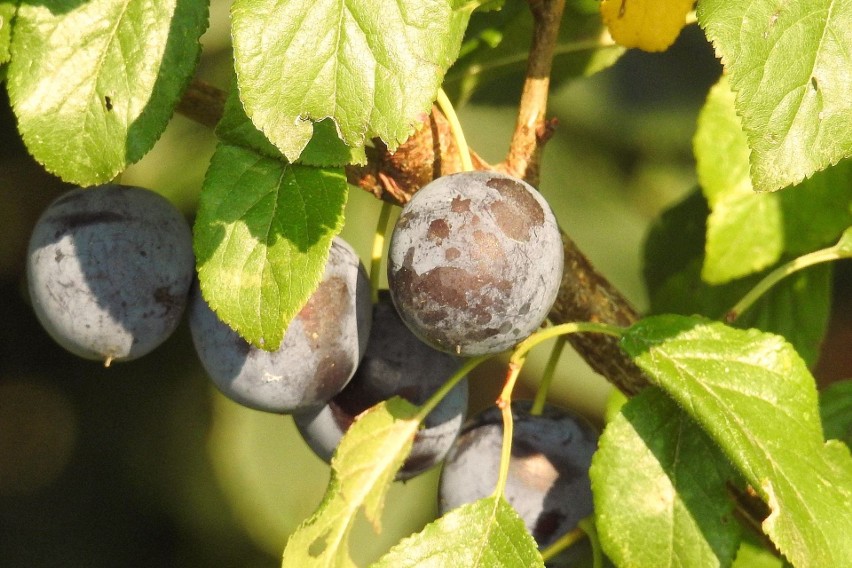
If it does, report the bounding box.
[438,401,599,550]
[387,171,563,356]
[27,184,194,364]
[294,290,468,480]
[188,238,372,413]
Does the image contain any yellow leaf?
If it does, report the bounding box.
[600,0,693,52]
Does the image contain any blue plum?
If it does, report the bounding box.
[387,171,564,356]
[294,291,468,480]
[438,401,599,549]
[27,184,194,364]
[189,237,372,413]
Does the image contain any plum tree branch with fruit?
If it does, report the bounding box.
[6,0,852,566]
[175,0,651,398]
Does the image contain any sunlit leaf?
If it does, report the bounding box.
[622,316,852,568]
[281,398,420,568]
[7,0,208,185]
[216,80,367,166]
[592,388,741,568]
[194,143,347,350]
[0,2,14,65]
[231,0,470,161]
[694,75,852,284]
[643,190,832,367]
[697,0,852,191]
[731,533,784,568]
[837,226,852,254]
[371,496,543,568]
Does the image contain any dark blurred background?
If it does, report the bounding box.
[1,4,849,567]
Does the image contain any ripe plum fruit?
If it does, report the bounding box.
[189,237,372,413]
[438,400,598,549]
[387,171,563,356]
[294,290,468,480]
[27,184,194,363]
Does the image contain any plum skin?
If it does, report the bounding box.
[27,184,194,363]
[387,170,564,357]
[438,401,599,549]
[189,237,372,414]
[293,290,468,480]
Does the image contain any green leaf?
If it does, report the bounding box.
[820,380,852,448]
[621,315,852,568]
[282,398,420,568]
[731,532,785,568]
[194,143,347,350]
[231,0,470,161]
[592,387,742,568]
[643,190,832,367]
[216,80,367,166]
[7,0,208,185]
[371,496,543,568]
[696,0,852,191]
[695,75,852,284]
[445,1,624,105]
[0,2,14,65]
[216,82,283,160]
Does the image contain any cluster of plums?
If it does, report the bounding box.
[26,172,598,550]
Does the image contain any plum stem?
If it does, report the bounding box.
[492,360,524,499]
[415,355,489,422]
[579,516,603,568]
[530,335,566,416]
[725,232,852,322]
[436,88,474,172]
[539,524,588,563]
[370,201,394,304]
[510,322,623,366]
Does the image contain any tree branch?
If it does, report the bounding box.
[498,0,565,186]
[176,79,227,129]
[550,232,647,395]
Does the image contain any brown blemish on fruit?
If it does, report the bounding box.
[445,247,461,261]
[313,347,354,400]
[486,177,544,242]
[402,247,415,269]
[451,196,471,213]
[472,230,502,259]
[299,277,349,349]
[511,451,560,493]
[471,230,508,273]
[391,263,513,347]
[395,210,419,232]
[427,218,450,242]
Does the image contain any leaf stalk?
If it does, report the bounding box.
[726,235,852,322]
